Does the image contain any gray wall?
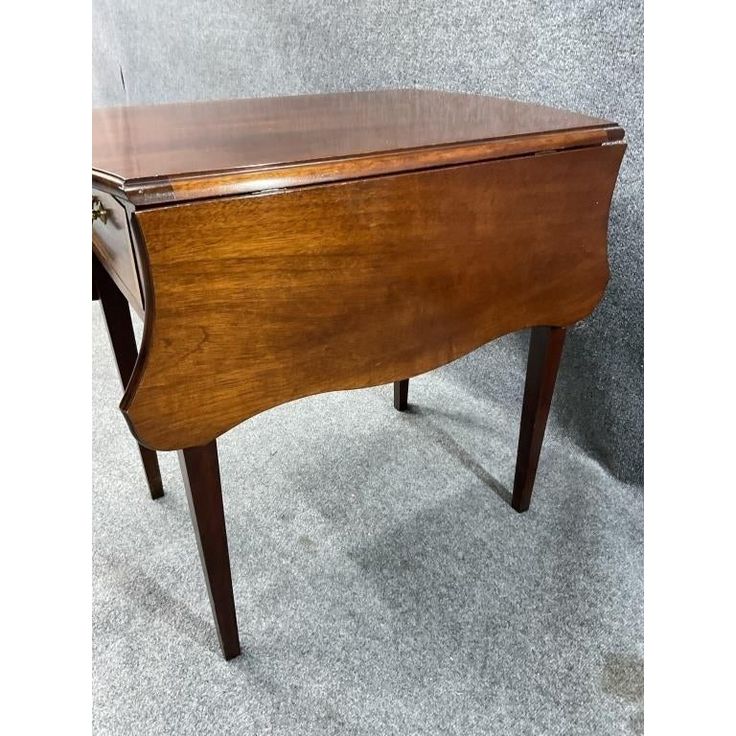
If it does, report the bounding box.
[93,0,643,485]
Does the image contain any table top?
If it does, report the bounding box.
[93,89,622,206]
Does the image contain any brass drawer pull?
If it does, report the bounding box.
[92,196,109,224]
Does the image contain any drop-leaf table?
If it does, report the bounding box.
[92,90,625,659]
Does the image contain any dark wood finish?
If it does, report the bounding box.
[178,442,240,660]
[93,254,163,500]
[511,327,567,513]
[93,89,622,206]
[92,91,626,659]
[92,189,144,316]
[92,257,99,300]
[122,143,623,451]
[394,380,409,411]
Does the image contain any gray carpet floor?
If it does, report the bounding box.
[92,305,643,735]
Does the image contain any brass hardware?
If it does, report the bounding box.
[92,196,108,224]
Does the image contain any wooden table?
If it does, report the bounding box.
[92,89,625,659]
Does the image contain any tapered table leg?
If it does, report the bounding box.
[178,441,241,660]
[93,254,164,499]
[394,379,409,411]
[511,326,567,513]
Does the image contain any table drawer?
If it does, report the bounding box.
[92,189,144,315]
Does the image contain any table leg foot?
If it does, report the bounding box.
[393,379,409,411]
[511,326,567,513]
[94,254,164,500]
[178,441,241,660]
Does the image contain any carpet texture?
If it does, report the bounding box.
[93,307,643,735]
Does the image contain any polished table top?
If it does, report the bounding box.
[93,89,622,205]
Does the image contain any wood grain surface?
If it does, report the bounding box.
[92,89,622,206]
[121,143,625,450]
[92,190,145,316]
